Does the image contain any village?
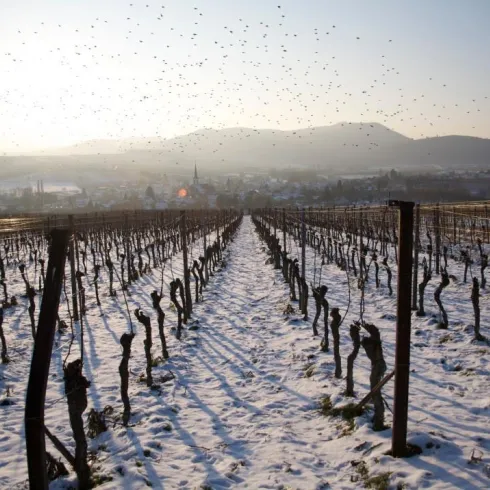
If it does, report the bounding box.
[0,164,489,214]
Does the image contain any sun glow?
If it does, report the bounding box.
[178,188,188,198]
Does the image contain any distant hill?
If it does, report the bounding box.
[41,122,410,156]
[2,123,490,177]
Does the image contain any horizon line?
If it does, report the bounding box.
[2,122,489,157]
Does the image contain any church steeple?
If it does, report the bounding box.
[193,162,199,186]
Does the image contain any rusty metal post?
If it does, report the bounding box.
[125,213,132,285]
[68,215,79,322]
[282,208,288,281]
[359,207,363,254]
[282,208,287,253]
[390,200,414,458]
[216,211,221,261]
[203,211,209,284]
[452,206,457,244]
[103,214,107,255]
[411,203,420,310]
[181,210,192,316]
[25,229,70,489]
[486,205,489,244]
[301,208,306,313]
[301,208,306,280]
[202,211,207,258]
[434,203,440,274]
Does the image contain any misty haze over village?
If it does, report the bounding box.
[2,122,490,213]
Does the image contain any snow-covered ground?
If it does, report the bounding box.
[0,216,489,489]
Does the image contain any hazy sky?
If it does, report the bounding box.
[1,0,490,153]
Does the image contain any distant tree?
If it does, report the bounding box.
[145,185,156,200]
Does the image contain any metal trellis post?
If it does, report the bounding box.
[389,200,414,458]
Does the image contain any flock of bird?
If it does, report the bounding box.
[0,2,488,158]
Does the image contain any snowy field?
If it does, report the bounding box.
[0,216,489,489]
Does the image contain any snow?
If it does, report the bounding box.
[0,216,489,489]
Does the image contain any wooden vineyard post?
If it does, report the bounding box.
[181,210,192,317]
[202,211,206,255]
[435,203,440,275]
[103,214,107,253]
[68,215,79,322]
[25,229,70,490]
[473,206,477,245]
[359,207,363,257]
[301,208,306,280]
[125,213,132,286]
[411,203,420,310]
[301,208,306,315]
[451,206,456,245]
[389,200,414,458]
[356,370,395,410]
[282,208,288,281]
[282,208,287,252]
[203,211,209,284]
[216,211,221,260]
[486,205,489,244]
